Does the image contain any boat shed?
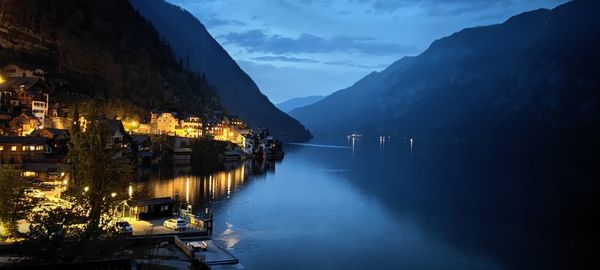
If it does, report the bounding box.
[131,197,175,220]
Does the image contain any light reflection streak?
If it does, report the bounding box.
[138,162,249,207]
[221,222,239,249]
[227,172,232,197]
[186,176,190,203]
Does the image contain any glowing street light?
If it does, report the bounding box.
[0,75,5,84]
[83,186,89,193]
[111,192,117,198]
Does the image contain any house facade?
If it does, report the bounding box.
[0,136,47,164]
[179,115,202,138]
[100,119,132,158]
[9,112,41,136]
[150,111,179,135]
[0,76,50,127]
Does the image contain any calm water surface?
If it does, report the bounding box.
[137,136,594,270]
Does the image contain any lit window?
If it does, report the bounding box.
[22,146,28,151]
[23,171,36,177]
[11,146,17,151]
[0,146,3,151]
[30,145,35,151]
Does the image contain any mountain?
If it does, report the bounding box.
[276,96,324,112]
[0,0,220,118]
[290,0,600,143]
[129,0,311,142]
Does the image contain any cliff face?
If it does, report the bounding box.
[0,0,220,118]
[129,0,311,142]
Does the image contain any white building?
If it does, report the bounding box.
[32,98,49,128]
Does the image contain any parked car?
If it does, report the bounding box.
[163,218,187,231]
[33,202,58,213]
[41,202,59,210]
[24,188,45,199]
[36,183,55,191]
[114,220,133,235]
[31,178,43,185]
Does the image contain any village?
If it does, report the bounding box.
[0,63,284,175]
[0,63,285,269]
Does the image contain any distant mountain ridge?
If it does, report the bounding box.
[277,96,324,112]
[129,0,311,142]
[291,0,600,142]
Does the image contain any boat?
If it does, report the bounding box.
[347,133,363,138]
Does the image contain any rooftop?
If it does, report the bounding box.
[30,128,69,137]
[0,136,47,144]
[132,197,174,206]
[23,163,66,172]
[0,77,42,92]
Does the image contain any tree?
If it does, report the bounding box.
[0,166,29,239]
[66,106,133,240]
[26,205,87,259]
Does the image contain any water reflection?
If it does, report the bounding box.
[133,159,279,214]
[205,137,598,270]
[126,136,595,269]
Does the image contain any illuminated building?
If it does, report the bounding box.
[9,112,41,136]
[0,136,46,164]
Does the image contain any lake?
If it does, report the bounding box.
[136,136,595,269]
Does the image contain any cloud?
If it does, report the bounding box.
[237,60,370,103]
[324,60,389,69]
[350,0,515,15]
[219,30,416,56]
[276,0,330,9]
[252,55,319,63]
[251,56,387,68]
[202,16,246,27]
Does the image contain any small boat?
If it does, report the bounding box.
[187,241,208,251]
[347,133,362,138]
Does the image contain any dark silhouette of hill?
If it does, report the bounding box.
[0,0,220,118]
[129,0,311,142]
[291,0,600,144]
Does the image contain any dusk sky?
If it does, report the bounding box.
[167,0,567,103]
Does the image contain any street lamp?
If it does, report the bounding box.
[111,192,117,198]
[84,186,89,193]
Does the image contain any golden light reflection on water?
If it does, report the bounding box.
[135,162,250,208]
[227,172,232,197]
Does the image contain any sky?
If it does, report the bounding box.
[167,0,567,103]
